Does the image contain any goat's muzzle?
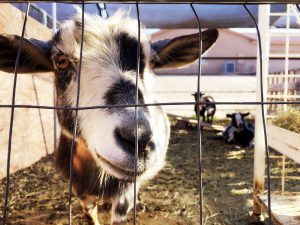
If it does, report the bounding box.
[114,121,154,157]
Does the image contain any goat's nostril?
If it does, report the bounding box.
[115,127,135,149]
[115,127,153,156]
[139,132,152,149]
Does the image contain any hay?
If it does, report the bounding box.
[0,124,299,225]
[272,109,300,134]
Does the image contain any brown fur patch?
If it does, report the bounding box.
[55,133,99,197]
[73,139,93,175]
[55,133,128,200]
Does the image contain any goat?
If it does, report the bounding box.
[192,92,216,123]
[223,112,254,148]
[0,11,218,225]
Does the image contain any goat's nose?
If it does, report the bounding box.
[115,125,153,156]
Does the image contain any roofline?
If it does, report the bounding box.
[151,28,257,41]
[151,28,300,45]
[222,29,257,41]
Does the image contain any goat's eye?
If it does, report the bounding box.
[55,55,69,70]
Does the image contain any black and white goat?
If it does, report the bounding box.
[192,92,216,123]
[223,112,254,148]
[0,11,218,225]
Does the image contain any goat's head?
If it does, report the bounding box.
[192,92,205,100]
[0,11,218,181]
[226,112,250,130]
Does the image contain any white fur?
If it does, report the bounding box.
[111,184,138,224]
[55,11,169,182]
[235,113,243,127]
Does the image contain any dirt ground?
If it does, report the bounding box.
[0,122,299,225]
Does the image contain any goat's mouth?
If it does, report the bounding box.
[95,153,144,181]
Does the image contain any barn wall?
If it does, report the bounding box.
[152,28,300,75]
[0,4,55,178]
[153,75,256,118]
[152,29,258,75]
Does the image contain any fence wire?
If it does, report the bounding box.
[68,1,85,224]
[1,1,299,225]
[190,4,204,225]
[133,3,141,225]
[243,4,272,224]
[2,3,30,224]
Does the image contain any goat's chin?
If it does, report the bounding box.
[94,153,141,181]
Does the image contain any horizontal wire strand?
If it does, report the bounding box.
[0,100,298,110]
[0,1,297,5]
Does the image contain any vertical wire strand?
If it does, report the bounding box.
[31,75,49,155]
[53,78,57,153]
[243,5,272,225]
[190,4,204,225]
[68,2,85,224]
[133,3,141,225]
[52,2,58,155]
[2,3,30,225]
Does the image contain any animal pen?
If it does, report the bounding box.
[0,0,299,225]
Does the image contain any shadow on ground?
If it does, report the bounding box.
[0,125,299,225]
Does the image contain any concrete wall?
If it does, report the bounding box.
[0,4,54,178]
[153,74,256,118]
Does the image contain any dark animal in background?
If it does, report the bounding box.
[192,92,216,123]
[223,112,254,148]
[0,10,219,225]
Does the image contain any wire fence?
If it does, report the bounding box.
[1,1,300,225]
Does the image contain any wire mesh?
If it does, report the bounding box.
[67,2,85,224]
[2,3,30,224]
[133,3,141,225]
[243,4,272,224]
[31,75,49,155]
[1,1,299,225]
[190,4,204,225]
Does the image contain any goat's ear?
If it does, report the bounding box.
[242,112,250,118]
[226,113,233,118]
[0,34,53,73]
[150,29,218,69]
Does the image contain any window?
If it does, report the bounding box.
[224,61,236,74]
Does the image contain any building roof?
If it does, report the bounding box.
[13,3,299,29]
[243,32,300,44]
[152,28,300,45]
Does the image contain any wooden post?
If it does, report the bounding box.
[252,4,270,219]
[284,5,290,112]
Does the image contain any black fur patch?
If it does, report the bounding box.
[54,67,78,134]
[55,68,75,93]
[52,30,61,44]
[116,32,145,73]
[115,198,129,216]
[234,128,254,147]
[104,78,144,106]
[56,99,76,134]
[75,21,82,28]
